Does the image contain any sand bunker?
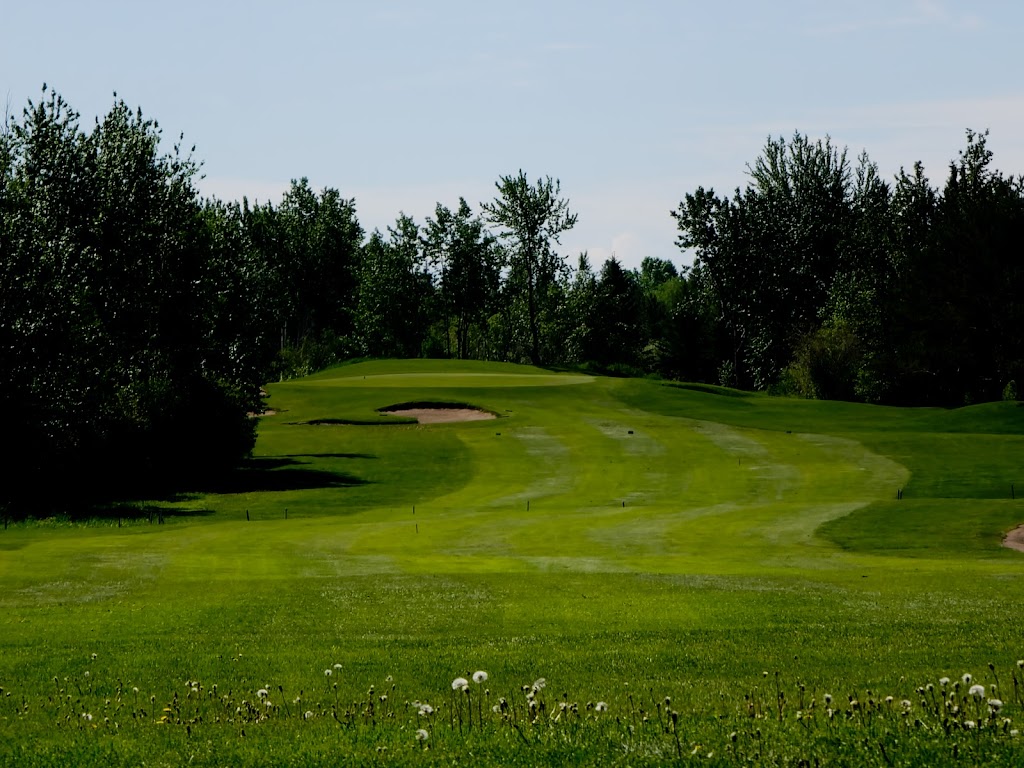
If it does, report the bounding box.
[1002,525,1024,552]
[379,405,496,424]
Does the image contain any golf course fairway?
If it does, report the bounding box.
[2,359,1023,766]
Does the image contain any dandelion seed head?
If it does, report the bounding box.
[962,673,973,685]
[82,712,93,721]
[939,677,950,687]
[132,687,139,694]
[256,688,269,699]
[532,677,546,692]
[415,728,429,742]
[885,696,893,704]
[969,684,986,699]
[324,669,332,677]
[989,699,1004,712]
[901,700,912,709]
[304,710,314,720]
[333,663,342,670]
[451,677,469,691]
[964,720,976,730]
[824,694,832,705]
[418,703,433,716]
[90,653,97,660]
[473,670,488,684]
[83,671,90,678]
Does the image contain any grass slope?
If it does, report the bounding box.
[1,359,1023,766]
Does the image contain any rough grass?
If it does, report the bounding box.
[1,359,1023,766]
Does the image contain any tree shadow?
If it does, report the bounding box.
[175,456,370,495]
[281,452,377,460]
[77,504,219,523]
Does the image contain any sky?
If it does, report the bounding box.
[5,0,1024,270]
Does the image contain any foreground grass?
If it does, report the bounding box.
[1,359,1023,765]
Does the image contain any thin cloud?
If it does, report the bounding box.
[804,0,984,37]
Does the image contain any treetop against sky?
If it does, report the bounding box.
[5,1,1024,269]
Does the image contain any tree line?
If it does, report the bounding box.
[2,88,1021,510]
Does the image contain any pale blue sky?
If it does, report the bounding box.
[5,1,1024,269]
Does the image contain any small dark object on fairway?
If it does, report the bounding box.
[622,500,625,508]
[285,508,288,519]
[415,523,419,534]
[496,432,501,436]
[786,430,792,434]
[246,509,250,521]
[628,430,634,435]
[897,488,903,500]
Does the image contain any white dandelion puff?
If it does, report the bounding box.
[324,669,332,677]
[969,684,986,699]
[451,677,469,691]
[256,688,269,699]
[989,699,1004,712]
[595,701,608,712]
[473,670,488,684]
[901,700,912,709]
[304,710,314,720]
[962,673,973,685]
[90,653,97,660]
[415,728,429,742]
[81,712,93,721]
[964,720,976,730]
[824,693,832,705]
[939,677,950,687]
[532,677,546,692]
[418,703,433,716]
[333,663,342,670]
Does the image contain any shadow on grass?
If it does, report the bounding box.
[0,458,371,525]
[280,452,377,460]
[178,457,370,495]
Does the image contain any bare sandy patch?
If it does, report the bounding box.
[1002,524,1024,552]
[380,407,496,424]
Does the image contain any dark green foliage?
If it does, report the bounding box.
[423,199,502,359]
[674,130,1024,405]
[356,215,433,358]
[482,171,577,365]
[0,88,264,511]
